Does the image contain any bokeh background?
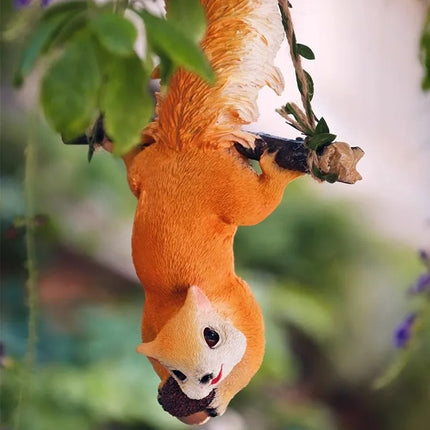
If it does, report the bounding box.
[1,1,430,430]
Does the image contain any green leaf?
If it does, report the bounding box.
[90,12,137,57]
[311,163,322,178]
[296,43,315,60]
[283,103,313,135]
[324,172,338,183]
[14,1,90,86]
[305,70,314,100]
[283,103,295,116]
[296,70,314,101]
[43,11,88,53]
[14,14,72,86]
[372,349,410,390]
[166,0,206,43]
[158,51,177,85]
[100,52,152,155]
[291,32,298,59]
[140,10,215,84]
[40,30,101,140]
[284,121,302,132]
[306,133,336,150]
[278,4,289,34]
[315,117,329,134]
[419,9,430,91]
[42,0,89,20]
[62,134,89,145]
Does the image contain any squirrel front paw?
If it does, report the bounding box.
[157,376,216,418]
[235,134,309,173]
[234,139,267,161]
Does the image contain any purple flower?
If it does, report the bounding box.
[419,249,429,263]
[394,314,416,348]
[407,249,430,294]
[409,273,430,294]
[0,342,4,367]
[14,0,32,7]
[14,0,51,8]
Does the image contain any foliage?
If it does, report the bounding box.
[420,6,430,91]
[235,183,361,292]
[12,0,214,155]
[373,250,430,389]
[1,304,187,430]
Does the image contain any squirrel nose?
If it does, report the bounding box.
[200,373,214,384]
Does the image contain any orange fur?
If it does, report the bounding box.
[129,147,302,420]
[125,0,304,424]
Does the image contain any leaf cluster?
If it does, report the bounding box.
[14,0,214,155]
[283,104,336,150]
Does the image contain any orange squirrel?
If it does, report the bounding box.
[119,0,304,425]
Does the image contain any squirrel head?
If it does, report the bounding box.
[136,286,247,400]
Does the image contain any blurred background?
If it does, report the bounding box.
[1,1,429,430]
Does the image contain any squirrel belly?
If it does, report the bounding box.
[130,144,267,333]
[129,144,300,294]
[129,143,301,420]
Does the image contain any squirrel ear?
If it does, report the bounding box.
[136,341,157,357]
[186,286,212,310]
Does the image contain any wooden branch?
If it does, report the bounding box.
[62,118,362,184]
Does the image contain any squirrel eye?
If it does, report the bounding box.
[204,327,220,348]
[172,370,187,381]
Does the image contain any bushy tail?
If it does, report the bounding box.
[146,0,285,150]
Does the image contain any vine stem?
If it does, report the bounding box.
[278,0,315,129]
[13,125,39,430]
[24,141,39,369]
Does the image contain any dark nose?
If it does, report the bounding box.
[200,373,214,384]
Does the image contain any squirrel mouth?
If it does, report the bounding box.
[211,365,223,385]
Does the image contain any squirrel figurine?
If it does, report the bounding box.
[116,0,304,425]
